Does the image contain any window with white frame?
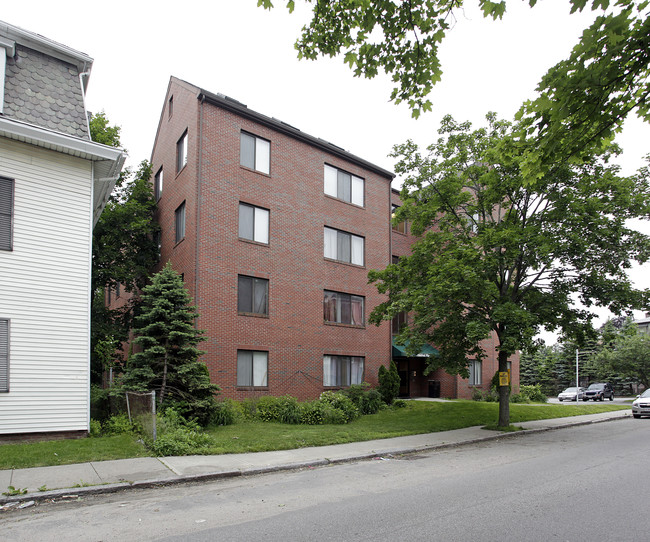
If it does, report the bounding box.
[176,131,188,173]
[154,168,163,201]
[238,275,269,316]
[238,203,269,244]
[237,350,268,387]
[175,201,186,243]
[468,359,482,386]
[324,164,364,206]
[323,355,364,387]
[0,177,13,251]
[240,132,270,174]
[0,318,8,392]
[323,291,364,326]
[323,227,364,266]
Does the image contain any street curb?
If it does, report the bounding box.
[0,413,629,507]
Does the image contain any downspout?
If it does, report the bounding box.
[388,181,393,369]
[195,95,205,319]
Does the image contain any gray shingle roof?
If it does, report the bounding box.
[3,44,89,139]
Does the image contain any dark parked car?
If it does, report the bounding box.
[584,383,614,401]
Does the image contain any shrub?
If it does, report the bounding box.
[519,384,547,403]
[299,400,325,425]
[319,391,360,422]
[256,395,301,424]
[342,384,383,415]
[378,361,400,405]
[509,393,528,403]
[103,414,136,435]
[392,399,407,408]
[238,398,258,420]
[88,419,102,437]
[151,408,215,456]
[211,399,237,426]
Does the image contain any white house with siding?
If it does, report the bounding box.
[0,21,125,437]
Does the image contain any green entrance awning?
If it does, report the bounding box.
[392,339,438,358]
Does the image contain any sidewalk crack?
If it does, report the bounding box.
[157,458,181,476]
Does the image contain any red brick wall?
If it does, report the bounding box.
[151,78,392,401]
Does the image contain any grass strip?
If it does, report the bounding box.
[0,401,627,469]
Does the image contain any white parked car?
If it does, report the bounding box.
[558,387,587,401]
[632,389,650,418]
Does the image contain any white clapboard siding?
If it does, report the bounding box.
[0,137,94,434]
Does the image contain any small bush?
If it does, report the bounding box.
[256,395,301,424]
[342,384,383,415]
[103,414,136,435]
[238,398,259,421]
[211,399,237,426]
[88,419,102,437]
[509,393,529,403]
[392,399,407,408]
[472,389,498,402]
[319,391,360,422]
[299,400,325,425]
[519,384,547,403]
[151,408,215,456]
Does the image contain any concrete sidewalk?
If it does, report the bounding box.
[0,409,631,507]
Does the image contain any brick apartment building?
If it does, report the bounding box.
[148,77,394,401]
[139,76,518,401]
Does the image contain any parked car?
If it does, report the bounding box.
[558,387,587,401]
[632,389,650,418]
[584,382,614,401]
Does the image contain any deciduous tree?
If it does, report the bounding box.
[368,114,650,426]
[89,112,160,382]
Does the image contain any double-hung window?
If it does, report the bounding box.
[0,319,8,392]
[323,355,364,387]
[237,350,268,387]
[0,177,14,251]
[154,168,163,201]
[238,275,269,316]
[238,203,269,244]
[324,227,364,266]
[175,201,186,244]
[324,164,364,206]
[468,359,482,386]
[323,291,364,326]
[240,132,270,174]
[176,131,188,173]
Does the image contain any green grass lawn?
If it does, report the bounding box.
[0,401,627,470]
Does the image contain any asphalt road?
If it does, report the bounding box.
[4,418,649,541]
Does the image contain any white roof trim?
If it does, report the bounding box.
[0,116,126,224]
[0,20,92,76]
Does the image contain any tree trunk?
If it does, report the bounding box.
[498,349,510,427]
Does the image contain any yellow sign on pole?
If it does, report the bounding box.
[499,371,510,386]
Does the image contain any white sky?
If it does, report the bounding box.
[4,1,649,338]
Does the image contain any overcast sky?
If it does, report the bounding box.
[4,1,649,336]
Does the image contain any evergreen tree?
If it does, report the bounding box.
[378,361,401,404]
[119,263,219,425]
